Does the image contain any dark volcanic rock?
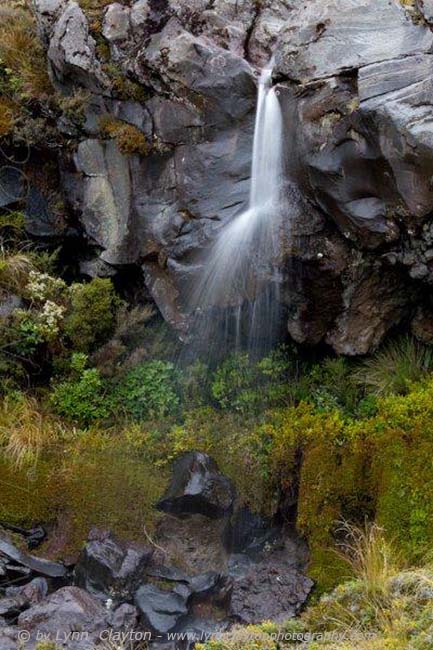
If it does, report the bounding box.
[74,528,153,598]
[31,0,433,354]
[135,583,189,635]
[157,452,236,519]
[17,586,108,648]
[229,556,313,624]
[224,507,281,556]
[0,167,25,208]
[0,532,66,579]
[5,577,48,605]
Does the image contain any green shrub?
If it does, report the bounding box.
[50,353,110,426]
[211,348,292,413]
[303,356,361,414]
[179,360,212,408]
[64,278,121,352]
[114,360,180,420]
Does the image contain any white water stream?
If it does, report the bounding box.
[182,59,286,357]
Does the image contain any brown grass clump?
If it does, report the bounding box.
[0,97,16,136]
[0,3,52,101]
[0,249,35,296]
[99,115,151,155]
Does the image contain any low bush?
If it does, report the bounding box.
[114,360,180,420]
[50,353,110,426]
[210,347,293,413]
[64,278,121,352]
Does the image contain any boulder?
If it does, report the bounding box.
[74,529,153,598]
[224,507,280,555]
[157,452,236,519]
[134,583,189,635]
[0,167,24,208]
[17,586,108,647]
[5,577,48,605]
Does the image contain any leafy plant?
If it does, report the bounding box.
[50,353,110,426]
[114,360,180,420]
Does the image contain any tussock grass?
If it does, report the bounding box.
[354,337,433,396]
[0,3,52,100]
[0,248,35,295]
[0,394,64,468]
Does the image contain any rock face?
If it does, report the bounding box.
[30,0,433,354]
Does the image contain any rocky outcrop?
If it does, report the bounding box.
[0,456,312,648]
[28,0,433,354]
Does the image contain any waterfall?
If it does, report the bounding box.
[181,59,286,361]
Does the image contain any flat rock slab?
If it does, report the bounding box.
[0,533,66,578]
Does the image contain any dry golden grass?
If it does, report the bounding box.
[337,521,401,602]
[0,394,64,468]
[0,249,35,295]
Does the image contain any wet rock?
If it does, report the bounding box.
[74,529,153,598]
[25,187,65,239]
[0,167,24,208]
[135,583,189,635]
[17,586,108,647]
[32,0,433,354]
[0,532,66,579]
[224,507,281,556]
[229,557,313,624]
[5,577,48,605]
[157,452,236,519]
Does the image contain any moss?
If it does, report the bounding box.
[99,115,151,155]
[0,425,168,557]
[102,63,149,102]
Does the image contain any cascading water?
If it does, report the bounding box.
[181,59,287,360]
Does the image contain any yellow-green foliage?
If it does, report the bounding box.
[0,97,16,136]
[0,250,36,295]
[99,115,151,155]
[259,379,433,592]
[0,393,64,468]
[0,407,168,556]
